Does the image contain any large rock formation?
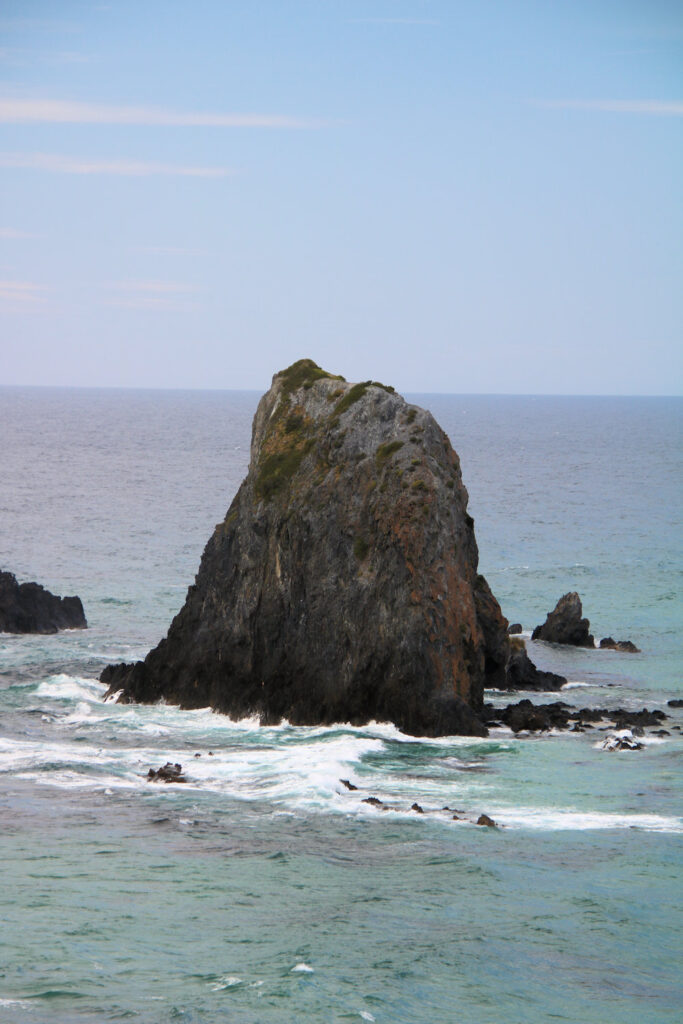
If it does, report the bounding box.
[532,592,594,647]
[102,359,518,736]
[0,570,87,634]
[504,638,566,691]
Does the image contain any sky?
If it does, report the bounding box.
[1,0,681,394]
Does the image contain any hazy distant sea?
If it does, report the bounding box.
[1,387,681,1024]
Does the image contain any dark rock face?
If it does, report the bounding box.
[491,699,573,733]
[532,592,594,647]
[599,637,641,653]
[612,707,666,729]
[504,640,566,691]
[477,813,496,827]
[601,733,643,752]
[146,762,187,783]
[482,698,667,735]
[507,622,522,635]
[102,359,519,737]
[0,571,87,634]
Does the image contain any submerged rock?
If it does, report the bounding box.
[483,698,667,736]
[532,592,594,647]
[0,570,87,634]
[599,637,641,653]
[146,762,187,782]
[476,814,496,827]
[601,732,643,752]
[492,698,573,733]
[102,359,522,737]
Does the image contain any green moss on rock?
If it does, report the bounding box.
[256,440,315,500]
[375,440,404,468]
[332,379,395,419]
[277,359,344,398]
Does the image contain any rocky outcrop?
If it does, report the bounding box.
[146,762,187,783]
[532,592,594,647]
[601,732,643,752]
[482,698,667,735]
[476,813,496,827]
[0,571,87,634]
[102,359,522,737]
[507,622,522,635]
[599,637,641,653]
[503,638,566,691]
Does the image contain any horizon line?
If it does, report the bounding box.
[1,382,679,399]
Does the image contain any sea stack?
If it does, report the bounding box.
[532,592,594,647]
[102,359,514,736]
[0,570,87,634]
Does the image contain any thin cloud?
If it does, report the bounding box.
[0,47,94,65]
[0,280,47,305]
[106,280,203,294]
[0,153,230,177]
[536,99,683,116]
[350,18,439,25]
[0,18,81,33]
[104,280,203,311]
[0,98,320,128]
[138,246,205,257]
[0,227,39,239]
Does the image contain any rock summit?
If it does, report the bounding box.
[102,359,526,735]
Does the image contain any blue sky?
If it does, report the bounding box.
[1,0,681,393]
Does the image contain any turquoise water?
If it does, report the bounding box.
[0,388,681,1023]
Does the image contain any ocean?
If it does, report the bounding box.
[1,387,681,1024]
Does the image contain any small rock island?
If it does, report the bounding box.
[0,570,87,634]
[102,360,554,735]
[532,592,594,647]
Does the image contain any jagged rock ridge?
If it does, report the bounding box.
[0,570,87,634]
[102,359,519,736]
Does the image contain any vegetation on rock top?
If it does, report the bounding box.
[277,359,345,399]
[332,379,395,419]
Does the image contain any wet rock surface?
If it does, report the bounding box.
[146,762,187,783]
[341,780,495,825]
[599,637,641,653]
[532,592,594,647]
[0,570,87,634]
[102,359,524,737]
[601,732,644,752]
[483,698,668,735]
[476,814,497,827]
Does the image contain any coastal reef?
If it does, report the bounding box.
[0,570,87,634]
[102,359,529,736]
